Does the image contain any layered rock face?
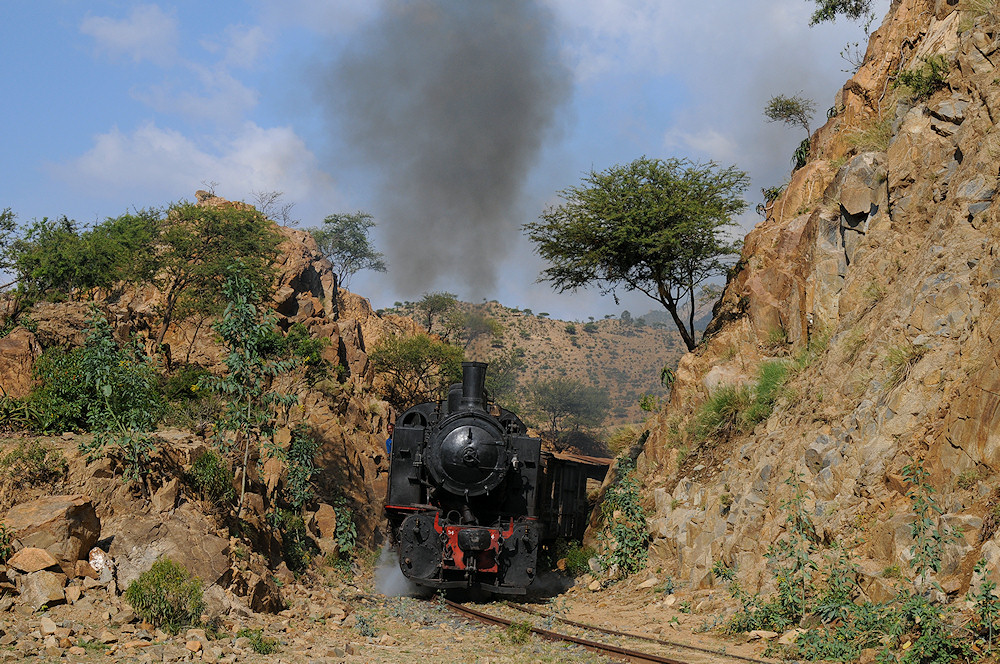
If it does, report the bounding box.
[0,194,419,546]
[634,0,1000,594]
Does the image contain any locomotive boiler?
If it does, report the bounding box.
[385,361,603,595]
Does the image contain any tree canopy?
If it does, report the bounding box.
[417,291,458,335]
[807,0,872,25]
[764,94,816,135]
[309,212,387,288]
[524,156,748,351]
[526,377,609,437]
[368,333,464,407]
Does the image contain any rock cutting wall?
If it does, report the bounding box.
[630,0,1000,596]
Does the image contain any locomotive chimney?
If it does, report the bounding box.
[460,361,488,410]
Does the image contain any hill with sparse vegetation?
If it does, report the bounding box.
[380,299,687,430]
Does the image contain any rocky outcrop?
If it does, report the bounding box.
[4,495,100,578]
[628,0,1000,596]
[0,327,40,398]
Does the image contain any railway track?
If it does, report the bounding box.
[442,598,774,664]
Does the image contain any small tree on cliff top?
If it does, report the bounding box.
[524,156,748,351]
[309,211,387,289]
[806,0,872,25]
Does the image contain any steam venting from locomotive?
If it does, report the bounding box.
[320,0,571,294]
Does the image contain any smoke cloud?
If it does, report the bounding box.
[321,0,571,295]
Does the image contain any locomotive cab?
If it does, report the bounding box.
[385,361,542,594]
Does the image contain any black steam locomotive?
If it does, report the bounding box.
[385,361,604,595]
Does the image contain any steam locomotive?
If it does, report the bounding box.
[385,361,604,595]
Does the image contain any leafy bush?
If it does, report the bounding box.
[0,524,13,562]
[236,628,279,655]
[187,450,234,504]
[124,559,204,634]
[201,269,298,512]
[268,508,315,573]
[284,425,320,510]
[283,323,335,385]
[0,439,67,485]
[28,311,162,487]
[895,55,949,101]
[333,497,358,558]
[161,364,211,401]
[597,457,648,577]
[564,543,595,577]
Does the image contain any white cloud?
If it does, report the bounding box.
[133,64,260,125]
[201,24,271,69]
[255,0,385,36]
[80,4,179,66]
[51,122,343,220]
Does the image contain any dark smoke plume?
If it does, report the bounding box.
[322,0,571,294]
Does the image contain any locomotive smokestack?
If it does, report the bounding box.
[460,361,488,410]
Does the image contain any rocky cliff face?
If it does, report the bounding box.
[0,193,422,548]
[630,0,1000,597]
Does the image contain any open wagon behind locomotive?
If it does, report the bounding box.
[385,361,607,595]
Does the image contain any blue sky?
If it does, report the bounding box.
[1,1,886,321]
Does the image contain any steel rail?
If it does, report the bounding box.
[443,598,687,664]
[505,601,775,664]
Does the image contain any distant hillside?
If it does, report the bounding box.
[381,299,687,427]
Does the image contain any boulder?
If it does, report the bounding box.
[311,503,338,540]
[106,505,229,589]
[0,328,41,398]
[150,478,180,514]
[7,548,60,574]
[3,495,100,577]
[15,571,67,610]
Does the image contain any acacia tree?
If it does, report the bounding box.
[309,212,387,288]
[807,0,872,24]
[524,156,748,351]
[417,291,458,335]
[152,201,280,347]
[526,377,609,438]
[368,333,464,407]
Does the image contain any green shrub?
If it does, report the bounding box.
[284,323,335,384]
[236,628,279,655]
[895,55,949,101]
[284,425,319,510]
[0,439,67,485]
[269,509,315,573]
[161,365,210,401]
[0,524,13,563]
[332,497,358,559]
[187,450,234,504]
[124,559,204,634]
[505,620,532,644]
[597,457,648,577]
[28,311,163,487]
